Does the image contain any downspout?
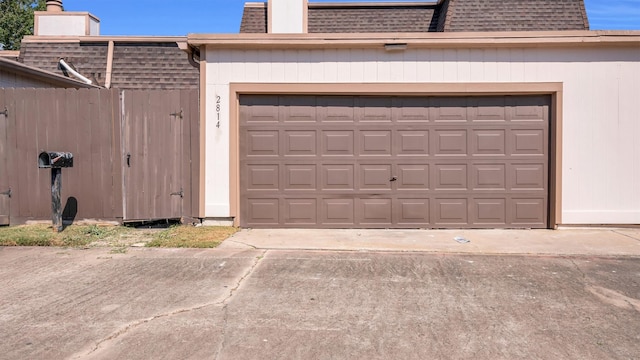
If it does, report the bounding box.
[177,41,200,69]
[187,46,201,69]
[104,40,114,88]
[58,58,93,85]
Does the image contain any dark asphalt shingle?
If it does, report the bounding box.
[239,0,589,33]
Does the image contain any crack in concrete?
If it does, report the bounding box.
[225,239,259,249]
[612,230,640,243]
[214,250,266,359]
[221,250,267,304]
[569,258,588,282]
[76,250,268,359]
[214,304,230,360]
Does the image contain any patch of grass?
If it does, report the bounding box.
[0,224,136,247]
[146,225,238,248]
[0,225,58,246]
[0,224,238,249]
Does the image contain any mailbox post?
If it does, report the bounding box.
[38,152,73,232]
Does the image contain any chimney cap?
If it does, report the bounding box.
[46,0,63,12]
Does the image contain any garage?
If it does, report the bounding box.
[239,94,550,229]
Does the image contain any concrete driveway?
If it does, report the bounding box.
[1,230,640,359]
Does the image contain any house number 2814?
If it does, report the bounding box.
[216,95,221,128]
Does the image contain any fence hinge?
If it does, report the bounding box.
[170,188,184,198]
[1,188,11,198]
[0,106,7,117]
[170,109,183,119]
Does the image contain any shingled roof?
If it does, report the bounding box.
[308,4,442,33]
[18,39,199,90]
[441,0,590,32]
[240,0,589,33]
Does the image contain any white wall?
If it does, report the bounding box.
[204,46,640,224]
[37,15,88,36]
[89,17,100,36]
[0,69,57,88]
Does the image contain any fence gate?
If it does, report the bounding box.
[0,100,8,225]
[121,90,197,222]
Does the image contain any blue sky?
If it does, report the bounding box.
[61,0,640,36]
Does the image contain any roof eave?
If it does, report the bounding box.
[0,57,100,88]
[22,35,188,44]
[188,30,640,49]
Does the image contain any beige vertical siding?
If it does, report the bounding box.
[0,69,60,88]
[204,46,640,224]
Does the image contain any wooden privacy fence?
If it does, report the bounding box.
[0,88,199,225]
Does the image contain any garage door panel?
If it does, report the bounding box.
[280,96,317,123]
[435,164,468,190]
[472,164,506,190]
[508,96,548,121]
[469,97,507,122]
[393,97,430,122]
[284,199,317,225]
[359,165,392,190]
[396,198,430,224]
[318,96,355,122]
[435,130,468,156]
[357,199,392,225]
[246,198,280,225]
[322,131,354,156]
[431,97,468,122]
[471,198,507,225]
[360,131,392,156]
[246,165,280,190]
[510,130,546,156]
[510,198,547,226]
[284,131,317,156]
[246,131,279,156]
[241,95,280,123]
[240,94,549,229]
[357,97,392,122]
[285,165,317,190]
[322,199,355,225]
[472,130,506,155]
[509,163,546,190]
[397,164,429,190]
[434,198,469,226]
[397,131,429,156]
[322,165,355,190]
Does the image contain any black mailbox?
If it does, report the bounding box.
[38,151,74,168]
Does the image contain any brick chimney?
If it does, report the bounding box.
[34,0,100,36]
[268,0,308,34]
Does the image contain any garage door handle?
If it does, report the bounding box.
[390,176,398,182]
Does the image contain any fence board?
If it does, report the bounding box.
[0,89,9,225]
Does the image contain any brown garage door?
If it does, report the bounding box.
[239,95,549,229]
